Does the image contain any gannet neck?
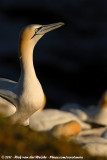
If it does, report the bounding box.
[18,40,39,89]
[19,42,34,70]
[19,33,43,68]
[16,40,45,117]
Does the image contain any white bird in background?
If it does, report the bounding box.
[0,22,64,125]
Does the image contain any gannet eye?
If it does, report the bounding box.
[31,28,39,39]
[35,28,39,33]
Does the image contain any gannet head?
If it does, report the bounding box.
[19,22,64,47]
[99,91,107,108]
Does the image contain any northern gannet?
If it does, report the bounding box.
[0,22,64,125]
[90,91,107,125]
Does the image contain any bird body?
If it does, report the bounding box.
[0,22,64,125]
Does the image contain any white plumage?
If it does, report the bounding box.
[0,22,64,125]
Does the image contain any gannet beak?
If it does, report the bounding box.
[37,22,64,35]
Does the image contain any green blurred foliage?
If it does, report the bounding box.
[0,114,106,160]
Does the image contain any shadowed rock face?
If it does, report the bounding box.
[0,0,107,108]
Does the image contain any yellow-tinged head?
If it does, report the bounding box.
[19,22,64,60]
[99,91,107,108]
[18,22,64,64]
[19,22,64,48]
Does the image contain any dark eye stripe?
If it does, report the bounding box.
[31,33,36,39]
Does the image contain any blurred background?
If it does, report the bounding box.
[0,0,107,108]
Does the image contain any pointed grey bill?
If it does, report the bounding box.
[37,22,64,35]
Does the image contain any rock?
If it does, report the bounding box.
[29,109,91,131]
[61,103,88,121]
[51,121,82,137]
